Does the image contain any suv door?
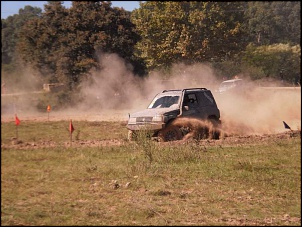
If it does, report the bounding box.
[182,90,219,119]
[196,90,220,119]
[182,92,203,118]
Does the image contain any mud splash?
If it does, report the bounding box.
[169,117,223,140]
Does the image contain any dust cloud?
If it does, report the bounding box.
[1,53,301,136]
[1,66,45,114]
[215,88,301,134]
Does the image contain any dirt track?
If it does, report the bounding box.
[1,107,301,150]
[2,87,301,150]
[2,126,300,150]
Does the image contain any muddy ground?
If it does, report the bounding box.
[1,130,300,151]
[1,113,300,150]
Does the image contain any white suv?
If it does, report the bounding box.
[218,78,244,94]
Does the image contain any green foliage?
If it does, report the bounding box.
[131,2,247,70]
[244,2,300,45]
[16,1,144,90]
[1,5,42,66]
[241,43,301,83]
[1,1,300,91]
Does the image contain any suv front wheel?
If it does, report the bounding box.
[157,125,182,142]
[127,130,137,141]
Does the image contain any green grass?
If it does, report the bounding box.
[1,120,128,143]
[1,120,301,226]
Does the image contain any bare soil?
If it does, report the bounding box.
[1,105,301,150]
[2,126,300,150]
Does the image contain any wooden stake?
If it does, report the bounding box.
[15,125,18,140]
[70,132,72,146]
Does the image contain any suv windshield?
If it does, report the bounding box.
[148,95,180,108]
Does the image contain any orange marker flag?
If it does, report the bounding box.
[69,120,75,134]
[47,105,51,112]
[15,114,21,126]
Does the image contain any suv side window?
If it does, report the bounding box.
[197,91,215,106]
[184,93,198,106]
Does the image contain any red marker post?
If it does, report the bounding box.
[69,119,75,146]
[47,105,51,121]
[15,114,21,140]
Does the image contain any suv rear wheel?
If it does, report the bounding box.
[208,118,221,140]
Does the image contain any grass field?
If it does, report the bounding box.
[1,120,301,226]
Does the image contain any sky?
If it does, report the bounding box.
[1,1,141,19]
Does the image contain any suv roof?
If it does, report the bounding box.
[162,88,208,92]
[221,78,242,83]
[157,88,210,97]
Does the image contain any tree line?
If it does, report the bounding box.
[1,1,301,93]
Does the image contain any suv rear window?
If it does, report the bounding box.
[197,91,215,106]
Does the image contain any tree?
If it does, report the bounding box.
[241,43,301,83]
[243,1,301,45]
[131,2,247,70]
[17,1,68,84]
[1,5,42,68]
[17,1,144,90]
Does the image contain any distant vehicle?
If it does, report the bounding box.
[43,83,65,92]
[218,78,245,94]
[126,88,221,142]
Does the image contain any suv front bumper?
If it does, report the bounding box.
[126,122,165,131]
